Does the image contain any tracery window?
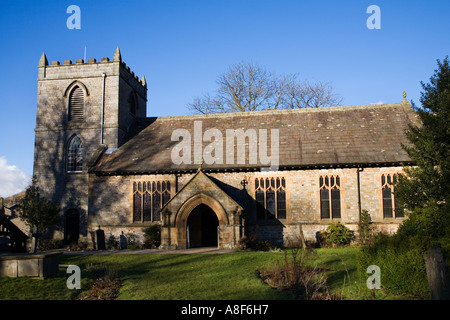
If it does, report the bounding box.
[255,177,287,220]
[133,181,171,222]
[319,175,341,219]
[381,174,404,219]
[66,135,83,173]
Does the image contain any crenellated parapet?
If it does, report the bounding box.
[38,47,146,89]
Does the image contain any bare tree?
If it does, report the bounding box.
[188,62,342,114]
[284,80,342,109]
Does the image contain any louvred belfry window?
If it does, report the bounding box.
[255,177,287,220]
[69,86,84,121]
[133,181,171,223]
[381,173,404,219]
[66,135,83,173]
[319,175,341,219]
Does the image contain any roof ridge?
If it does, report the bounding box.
[153,101,409,121]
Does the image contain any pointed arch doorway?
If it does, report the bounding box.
[65,209,80,245]
[186,204,219,248]
[160,170,245,250]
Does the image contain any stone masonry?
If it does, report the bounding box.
[33,48,147,244]
[32,49,417,249]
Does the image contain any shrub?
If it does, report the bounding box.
[143,224,161,249]
[358,210,374,245]
[319,222,355,247]
[259,249,340,300]
[356,233,430,299]
[107,235,119,250]
[78,266,121,300]
[125,232,140,249]
[254,240,274,251]
[37,239,64,251]
[239,225,259,249]
[68,240,89,251]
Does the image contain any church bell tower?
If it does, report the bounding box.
[33,47,147,244]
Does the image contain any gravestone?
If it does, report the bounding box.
[0,252,60,279]
[119,232,127,250]
[425,246,450,300]
[30,237,37,253]
[95,226,106,250]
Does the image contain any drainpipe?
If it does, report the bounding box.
[101,73,106,144]
[175,173,182,193]
[232,211,236,248]
[167,211,171,248]
[357,166,364,222]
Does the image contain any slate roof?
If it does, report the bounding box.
[91,102,419,174]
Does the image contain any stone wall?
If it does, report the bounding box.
[33,51,146,243]
[33,51,406,250]
[0,252,60,279]
[86,165,404,249]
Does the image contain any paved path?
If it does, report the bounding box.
[62,247,235,255]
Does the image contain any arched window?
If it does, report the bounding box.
[133,180,171,222]
[254,177,286,220]
[67,135,83,173]
[319,175,341,219]
[68,85,84,121]
[381,174,404,219]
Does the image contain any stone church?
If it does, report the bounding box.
[33,48,419,250]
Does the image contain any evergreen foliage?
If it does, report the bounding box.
[395,56,450,242]
[357,57,450,298]
[143,224,161,248]
[357,209,374,245]
[19,178,60,235]
[319,221,355,247]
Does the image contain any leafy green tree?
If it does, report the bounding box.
[395,56,450,242]
[19,178,60,251]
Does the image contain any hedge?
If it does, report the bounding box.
[357,233,430,299]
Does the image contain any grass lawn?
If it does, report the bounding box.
[0,247,412,300]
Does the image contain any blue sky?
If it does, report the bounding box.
[0,0,449,197]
